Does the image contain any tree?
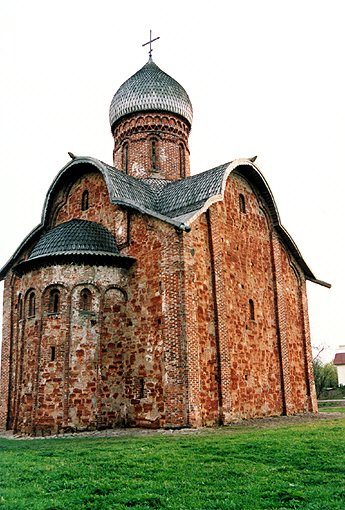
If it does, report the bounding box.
[313,359,338,398]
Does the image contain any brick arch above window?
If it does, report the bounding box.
[80,288,92,311]
[42,284,67,316]
[28,291,36,318]
[48,288,60,314]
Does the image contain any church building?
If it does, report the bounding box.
[0,53,329,435]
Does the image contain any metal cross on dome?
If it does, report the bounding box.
[142,30,160,58]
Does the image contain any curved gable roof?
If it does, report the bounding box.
[0,156,330,287]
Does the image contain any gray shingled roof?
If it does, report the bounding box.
[109,59,193,131]
[29,219,120,259]
[157,164,229,217]
[101,161,228,220]
[0,156,330,288]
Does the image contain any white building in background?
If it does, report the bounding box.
[333,346,345,386]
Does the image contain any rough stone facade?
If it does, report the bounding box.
[0,58,324,435]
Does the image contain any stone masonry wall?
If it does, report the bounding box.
[54,170,129,247]
[220,174,284,420]
[1,166,190,433]
[124,213,187,428]
[183,213,221,427]
[0,275,13,430]
[280,249,314,413]
[0,166,317,433]
[183,175,282,423]
[182,171,315,424]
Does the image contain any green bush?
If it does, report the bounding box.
[313,359,338,398]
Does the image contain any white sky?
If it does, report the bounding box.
[0,1,344,362]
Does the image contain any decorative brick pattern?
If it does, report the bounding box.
[113,113,190,180]
[0,277,13,430]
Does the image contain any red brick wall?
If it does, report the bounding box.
[181,171,315,424]
[0,167,317,434]
[182,213,221,426]
[280,250,313,413]
[0,275,13,430]
[221,174,284,420]
[53,171,129,246]
[182,175,282,423]
[124,214,187,427]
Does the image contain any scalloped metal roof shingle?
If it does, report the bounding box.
[109,59,193,130]
[29,219,120,259]
[100,161,227,219]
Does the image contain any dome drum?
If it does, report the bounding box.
[113,112,190,148]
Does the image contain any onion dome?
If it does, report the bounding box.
[29,219,119,259]
[109,59,193,132]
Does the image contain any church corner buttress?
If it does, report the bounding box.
[0,56,327,435]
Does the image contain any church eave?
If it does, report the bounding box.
[169,158,330,288]
[43,157,192,232]
[0,224,43,281]
[0,156,329,289]
[230,161,331,287]
[12,252,135,277]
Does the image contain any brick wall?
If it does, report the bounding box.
[0,275,13,430]
[53,170,129,247]
[0,166,317,434]
[180,171,315,425]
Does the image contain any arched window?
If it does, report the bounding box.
[249,299,255,321]
[151,139,157,169]
[122,142,129,173]
[18,294,23,320]
[179,144,185,178]
[28,292,36,318]
[80,288,92,311]
[49,289,60,314]
[81,190,89,211]
[239,194,246,213]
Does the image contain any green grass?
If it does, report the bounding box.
[1,419,345,510]
[319,406,345,413]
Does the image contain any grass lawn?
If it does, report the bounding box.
[0,418,344,510]
[319,406,345,413]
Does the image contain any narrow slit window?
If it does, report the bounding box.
[80,288,92,311]
[50,346,56,361]
[28,292,36,318]
[81,190,89,211]
[151,139,157,169]
[18,294,23,320]
[49,289,60,314]
[122,142,129,173]
[249,299,255,321]
[239,193,246,213]
[179,144,185,178]
[139,378,145,399]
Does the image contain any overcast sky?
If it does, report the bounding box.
[0,1,344,362]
